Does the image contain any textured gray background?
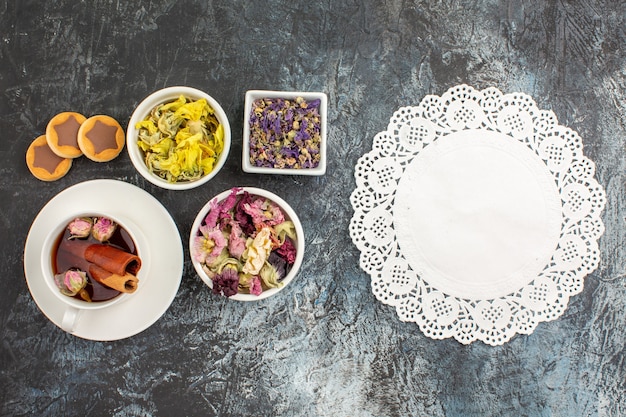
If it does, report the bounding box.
[1,1,625,416]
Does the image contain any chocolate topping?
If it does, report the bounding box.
[85,120,119,154]
[54,115,82,147]
[33,144,64,173]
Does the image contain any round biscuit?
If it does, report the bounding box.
[26,135,72,181]
[46,111,86,158]
[77,115,125,162]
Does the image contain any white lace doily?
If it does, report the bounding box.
[349,85,606,346]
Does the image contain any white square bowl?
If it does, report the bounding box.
[242,90,327,175]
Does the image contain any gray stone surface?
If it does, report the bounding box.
[1,0,625,416]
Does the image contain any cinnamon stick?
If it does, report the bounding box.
[58,240,141,293]
[88,264,139,293]
[84,244,141,275]
[60,240,141,275]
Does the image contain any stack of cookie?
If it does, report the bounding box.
[26,112,125,181]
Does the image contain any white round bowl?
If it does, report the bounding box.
[127,86,231,190]
[189,187,305,301]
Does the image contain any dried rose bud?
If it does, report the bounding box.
[54,269,90,301]
[92,217,117,242]
[67,217,93,239]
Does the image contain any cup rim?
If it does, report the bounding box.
[126,86,232,190]
[41,212,146,310]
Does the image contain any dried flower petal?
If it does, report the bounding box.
[203,198,221,229]
[250,276,262,296]
[277,237,297,264]
[274,220,296,245]
[203,187,242,229]
[67,217,93,239]
[242,227,273,275]
[92,217,117,242]
[234,192,257,235]
[192,235,213,264]
[259,262,282,289]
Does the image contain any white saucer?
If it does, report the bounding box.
[23,179,184,341]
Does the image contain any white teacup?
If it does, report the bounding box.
[40,212,148,333]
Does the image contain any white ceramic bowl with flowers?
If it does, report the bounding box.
[127,86,231,190]
[189,187,304,301]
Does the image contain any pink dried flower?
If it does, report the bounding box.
[228,221,247,259]
[203,198,221,229]
[243,197,285,229]
[277,237,297,264]
[54,269,89,300]
[92,217,117,242]
[203,187,242,228]
[193,224,227,265]
[250,276,262,296]
[67,217,93,239]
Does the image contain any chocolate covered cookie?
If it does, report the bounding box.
[77,115,125,162]
[46,111,86,158]
[26,135,72,181]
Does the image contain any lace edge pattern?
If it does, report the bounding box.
[349,85,606,346]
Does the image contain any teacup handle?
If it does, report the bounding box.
[61,306,81,333]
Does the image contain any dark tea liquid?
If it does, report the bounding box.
[52,219,137,302]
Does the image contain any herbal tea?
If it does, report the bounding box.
[52,216,141,302]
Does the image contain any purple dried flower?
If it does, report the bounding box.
[281,147,299,159]
[268,252,288,280]
[234,192,256,235]
[248,96,322,169]
[212,266,239,297]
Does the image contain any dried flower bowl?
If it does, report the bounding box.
[189,187,305,301]
[127,86,231,190]
[242,90,327,175]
